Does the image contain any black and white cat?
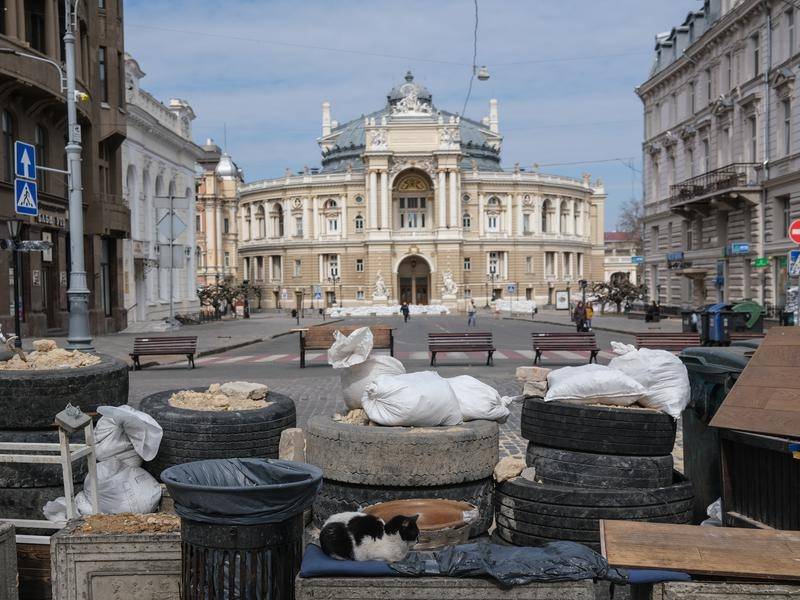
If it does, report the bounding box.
[319,511,420,562]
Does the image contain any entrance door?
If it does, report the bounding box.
[396,256,431,305]
[134,261,147,322]
[415,276,428,304]
[41,265,57,328]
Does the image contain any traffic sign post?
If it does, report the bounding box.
[14,141,36,180]
[154,195,191,326]
[789,219,800,244]
[14,179,38,216]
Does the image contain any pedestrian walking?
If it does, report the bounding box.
[585,303,594,330]
[573,301,587,332]
[467,300,477,327]
[401,301,410,323]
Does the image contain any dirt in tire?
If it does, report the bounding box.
[313,477,495,538]
[139,388,296,480]
[306,416,499,486]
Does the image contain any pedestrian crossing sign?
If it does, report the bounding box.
[14,178,38,216]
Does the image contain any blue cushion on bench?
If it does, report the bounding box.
[627,569,691,584]
[299,544,396,578]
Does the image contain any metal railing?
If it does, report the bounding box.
[669,163,760,206]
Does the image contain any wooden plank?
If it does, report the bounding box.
[600,520,800,581]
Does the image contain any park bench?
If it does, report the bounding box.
[428,332,495,366]
[635,332,701,352]
[130,336,198,370]
[295,325,394,368]
[532,332,598,365]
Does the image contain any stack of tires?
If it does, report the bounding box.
[495,398,693,550]
[0,355,129,524]
[139,388,297,479]
[306,416,498,537]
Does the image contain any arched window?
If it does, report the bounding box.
[244,205,252,240]
[462,212,471,229]
[256,205,266,238]
[487,196,500,207]
[541,199,551,233]
[2,111,14,182]
[35,125,47,192]
[486,196,500,232]
[271,203,285,237]
[355,214,364,231]
[324,199,337,210]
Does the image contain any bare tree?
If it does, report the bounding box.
[617,197,645,239]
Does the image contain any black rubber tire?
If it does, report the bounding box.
[0,430,87,488]
[306,416,499,486]
[495,502,691,532]
[139,388,296,480]
[0,485,71,520]
[312,477,495,538]
[0,354,128,429]
[526,445,673,489]
[521,398,676,456]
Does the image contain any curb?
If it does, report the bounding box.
[502,316,679,336]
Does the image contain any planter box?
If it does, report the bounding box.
[649,582,800,599]
[295,576,595,599]
[0,523,18,600]
[51,520,181,600]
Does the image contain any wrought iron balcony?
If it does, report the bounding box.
[669,163,761,213]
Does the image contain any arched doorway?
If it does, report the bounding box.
[397,256,431,305]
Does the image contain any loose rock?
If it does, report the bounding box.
[520,467,537,482]
[168,382,271,411]
[493,456,526,483]
[0,347,101,370]
[333,409,371,426]
[523,380,548,397]
[32,339,57,353]
[279,428,306,462]
[516,366,551,382]
[219,381,269,400]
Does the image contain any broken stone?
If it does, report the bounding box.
[493,456,526,483]
[523,380,548,397]
[333,409,370,426]
[520,467,537,481]
[516,366,551,382]
[32,339,57,353]
[279,428,306,462]
[219,381,269,400]
[207,383,221,394]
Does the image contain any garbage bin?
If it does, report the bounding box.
[731,300,764,333]
[681,311,696,332]
[704,302,733,345]
[678,346,753,523]
[162,458,322,600]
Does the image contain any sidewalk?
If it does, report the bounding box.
[505,309,683,335]
[46,312,305,366]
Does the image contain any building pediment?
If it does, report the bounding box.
[645,142,662,156]
[711,95,734,117]
[679,125,697,140]
[661,130,679,148]
[770,67,795,98]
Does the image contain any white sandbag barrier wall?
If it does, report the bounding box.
[326,305,450,317]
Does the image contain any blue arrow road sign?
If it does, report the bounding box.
[14,178,38,216]
[14,141,36,180]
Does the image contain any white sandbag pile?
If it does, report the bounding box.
[545,364,645,407]
[447,375,515,422]
[363,371,462,426]
[326,304,450,317]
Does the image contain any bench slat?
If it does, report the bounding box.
[130,336,198,370]
[427,332,495,366]
[531,332,598,365]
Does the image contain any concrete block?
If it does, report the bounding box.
[0,523,18,600]
[296,576,595,599]
[516,366,550,383]
[522,381,548,397]
[51,520,181,600]
[650,582,800,599]
[280,428,307,462]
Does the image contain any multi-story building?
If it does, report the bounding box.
[196,140,243,285]
[0,0,128,337]
[604,231,642,285]
[638,0,800,313]
[238,72,606,310]
[121,54,203,325]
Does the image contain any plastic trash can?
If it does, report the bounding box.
[705,302,733,344]
[731,300,764,333]
[679,346,753,523]
[162,458,322,600]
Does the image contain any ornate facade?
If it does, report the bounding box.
[238,73,605,309]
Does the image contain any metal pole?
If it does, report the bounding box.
[169,195,174,325]
[64,0,92,350]
[12,245,21,348]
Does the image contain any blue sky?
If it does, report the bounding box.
[124,0,696,228]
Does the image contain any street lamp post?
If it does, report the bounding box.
[327,274,341,307]
[485,268,498,308]
[7,220,22,348]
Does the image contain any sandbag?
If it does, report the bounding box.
[94,404,163,466]
[328,327,373,368]
[362,371,462,427]
[545,364,644,406]
[608,341,691,418]
[447,375,514,422]
[341,355,406,410]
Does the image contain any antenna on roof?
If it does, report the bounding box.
[223,123,228,152]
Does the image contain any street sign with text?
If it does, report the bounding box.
[790,220,800,244]
[631,255,644,265]
[753,257,770,268]
[14,141,36,181]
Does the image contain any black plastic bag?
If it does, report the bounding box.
[390,541,629,587]
[161,458,322,525]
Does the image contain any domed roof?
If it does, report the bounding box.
[387,71,432,104]
[215,152,238,179]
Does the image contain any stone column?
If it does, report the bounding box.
[516,195,524,235]
[554,198,562,235]
[45,0,59,60]
[303,198,310,240]
[312,197,319,239]
[369,170,378,229]
[505,194,513,235]
[341,195,348,237]
[533,198,541,235]
[216,204,223,272]
[16,0,25,44]
[438,170,447,228]
[449,171,458,228]
[380,171,389,230]
[576,201,583,236]
[5,0,17,39]
[478,193,485,236]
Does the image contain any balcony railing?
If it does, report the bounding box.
[669,163,760,207]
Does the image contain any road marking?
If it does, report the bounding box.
[408,351,429,360]
[215,355,255,364]
[253,354,288,363]
[516,350,536,359]
[493,351,508,360]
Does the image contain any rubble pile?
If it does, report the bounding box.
[0,339,102,370]
[169,381,270,411]
[76,513,180,535]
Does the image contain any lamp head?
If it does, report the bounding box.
[7,219,22,239]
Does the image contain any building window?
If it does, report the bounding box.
[488,251,501,276]
[780,196,792,237]
[398,197,426,228]
[688,81,695,114]
[487,215,499,231]
[271,256,282,280]
[223,252,230,268]
[99,46,108,103]
[651,225,660,251]
[356,290,365,300]
[295,216,303,236]
[788,9,796,57]
[686,148,694,178]
[462,212,471,229]
[355,259,364,272]
[34,125,47,192]
[244,257,250,280]
[256,256,264,279]
[463,257,471,271]
[2,111,13,182]
[522,213,530,233]
[651,159,660,202]
[684,220,693,251]
[324,254,339,279]
[725,51,733,91]
[667,222,674,248]
[577,253,584,276]
[563,252,572,277]
[26,0,46,53]
[196,215,201,232]
[545,252,555,276]
[751,33,760,77]
[783,99,792,155]
[354,214,364,231]
[272,204,285,237]
[293,259,301,277]
[705,68,712,103]
[525,256,533,274]
[748,116,758,161]
[327,218,338,232]
[702,138,710,173]
[99,0,105,7]
[223,218,230,234]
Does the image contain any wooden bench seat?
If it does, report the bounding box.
[130,336,198,370]
[532,332,598,365]
[296,325,394,368]
[635,332,701,352]
[428,332,495,366]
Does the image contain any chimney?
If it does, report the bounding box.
[322,101,331,136]
[489,99,499,133]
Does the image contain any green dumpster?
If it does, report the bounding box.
[678,346,753,523]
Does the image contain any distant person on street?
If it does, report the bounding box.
[645,301,661,323]
[467,300,477,327]
[573,301,587,332]
[585,303,594,330]
[401,302,410,323]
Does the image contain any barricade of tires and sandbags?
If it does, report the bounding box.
[495,342,695,551]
